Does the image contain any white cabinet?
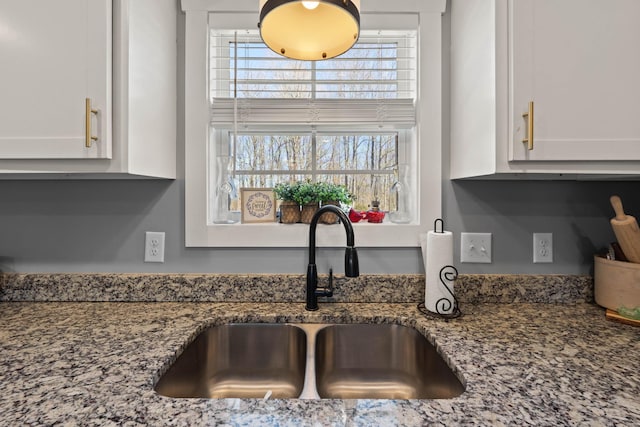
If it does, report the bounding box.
[0,0,176,178]
[0,0,111,159]
[111,0,176,178]
[450,0,640,179]
[510,0,640,162]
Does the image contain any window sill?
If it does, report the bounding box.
[186,221,426,248]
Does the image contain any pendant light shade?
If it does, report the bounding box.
[259,0,360,61]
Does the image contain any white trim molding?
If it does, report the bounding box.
[182,0,447,14]
[183,0,444,247]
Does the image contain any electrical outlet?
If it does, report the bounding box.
[533,233,553,263]
[145,231,165,263]
[460,232,492,263]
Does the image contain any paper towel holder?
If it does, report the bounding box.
[418,265,462,320]
[418,217,462,319]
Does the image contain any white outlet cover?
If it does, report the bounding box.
[460,232,492,263]
[145,231,165,263]
[533,233,553,263]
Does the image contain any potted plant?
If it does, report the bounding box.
[316,182,352,224]
[274,182,301,224]
[294,180,322,224]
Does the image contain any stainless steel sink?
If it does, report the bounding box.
[155,322,464,400]
[314,323,465,399]
[154,323,307,398]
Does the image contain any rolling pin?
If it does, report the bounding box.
[610,195,640,263]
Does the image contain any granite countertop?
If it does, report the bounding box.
[1,300,639,426]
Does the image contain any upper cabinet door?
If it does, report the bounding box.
[0,0,111,159]
[510,0,640,161]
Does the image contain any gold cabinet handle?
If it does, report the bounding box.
[522,101,534,150]
[85,98,99,148]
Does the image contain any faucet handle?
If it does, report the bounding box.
[315,268,333,298]
[326,268,334,296]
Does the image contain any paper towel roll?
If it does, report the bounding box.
[420,230,455,314]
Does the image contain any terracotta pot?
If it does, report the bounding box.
[279,201,301,224]
[300,202,320,224]
[319,201,340,224]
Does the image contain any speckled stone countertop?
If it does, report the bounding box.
[1,300,639,426]
[0,274,634,425]
[0,273,594,304]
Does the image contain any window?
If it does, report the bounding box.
[210,29,416,215]
[227,131,401,213]
[183,0,445,247]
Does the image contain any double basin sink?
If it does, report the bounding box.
[155,323,464,400]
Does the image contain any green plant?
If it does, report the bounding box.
[316,182,352,204]
[274,182,297,202]
[287,181,353,206]
[292,181,320,205]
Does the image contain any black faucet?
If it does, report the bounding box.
[306,204,359,311]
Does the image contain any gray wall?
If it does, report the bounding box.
[0,178,635,275]
[0,8,637,275]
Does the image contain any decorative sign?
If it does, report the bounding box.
[240,188,276,223]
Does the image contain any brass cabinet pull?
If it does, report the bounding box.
[522,101,534,150]
[85,98,99,148]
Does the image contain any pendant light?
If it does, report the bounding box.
[258,0,360,61]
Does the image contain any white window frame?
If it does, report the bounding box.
[182,0,446,247]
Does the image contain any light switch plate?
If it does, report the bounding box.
[460,232,492,263]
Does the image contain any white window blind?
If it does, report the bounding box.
[209,30,417,129]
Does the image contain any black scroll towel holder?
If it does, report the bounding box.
[417,218,462,320]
